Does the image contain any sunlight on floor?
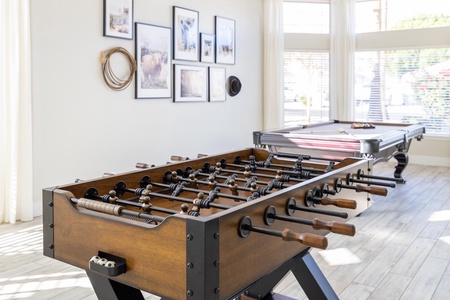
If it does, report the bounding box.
[428,210,450,222]
[317,248,361,266]
[0,225,43,256]
[439,235,450,245]
[0,271,91,299]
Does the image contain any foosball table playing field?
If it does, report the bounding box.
[42,148,398,300]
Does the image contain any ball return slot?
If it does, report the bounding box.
[89,251,126,277]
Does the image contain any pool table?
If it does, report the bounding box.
[253,120,425,183]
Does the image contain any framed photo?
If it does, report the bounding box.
[103,0,134,39]
[173,6,199,61]
[215,16,235,65]
[209,67,226,102]
[200,33,215,63]
[174,65,208,102]
[135,22,172,99]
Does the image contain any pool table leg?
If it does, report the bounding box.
[393,152,408,184]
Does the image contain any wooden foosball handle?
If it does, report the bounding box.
[320,197,357,209]
[170,155,189,161]
[312,219,356,236]
[136,162,150,169]
[355,184,388,196]
[282,229,328,249]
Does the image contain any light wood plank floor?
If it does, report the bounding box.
[1,162,449,299]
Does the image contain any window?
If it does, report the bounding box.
[355,0,450,33]
[284,52,330,125]
[354,50,450,134]
[355,0,450,135]
[283,0,450,135]
[284,1,330,33]
[283,1,330,126]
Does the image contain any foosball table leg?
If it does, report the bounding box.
[242,249,338,300]
[86,270,145,300]
[291,252,338,300]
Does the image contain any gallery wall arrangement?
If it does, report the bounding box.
[102,0,238,102]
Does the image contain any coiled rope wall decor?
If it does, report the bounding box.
[100,47,137,91]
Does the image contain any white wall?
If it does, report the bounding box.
[30,0,263,216]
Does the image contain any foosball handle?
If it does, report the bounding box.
[136,162,149,169]
[312,219,356,236]
[282,229,328,250]
[171,155,189,161]
[355,184,388,196]
[320,197,357,209]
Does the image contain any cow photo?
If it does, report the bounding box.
[135,23,172,99]
[173,6,199,61]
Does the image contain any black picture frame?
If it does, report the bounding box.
[209,67,226,102]
[173,6,200,61]
[103,0,134,40]
[135,22,172,99]
[215,16,235,65]
[200,33,215,63]
[174,64,208,102]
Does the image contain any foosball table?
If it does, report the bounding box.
[43,148,397,300]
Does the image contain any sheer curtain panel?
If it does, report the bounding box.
[0,0,33,224]
[330,0,355,120]
[263,0,284,129]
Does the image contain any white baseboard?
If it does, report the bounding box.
[409,155,450,167]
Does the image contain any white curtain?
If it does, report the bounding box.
[330,0,355,120]
[0,0,33,224]
[263,0,284,130]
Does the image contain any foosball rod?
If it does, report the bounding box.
[220,162,321,179]
[238,216,328,250]
[274,152,343,163]
[286,197,349,219]
[233,156,332,174]
[185,168,294,189]
[305,190,357,209]
[167,171,278,196]
[347,174,396,188]
[169,170,292,197]
[206,163,312,183]
[335,178,388,196]
[116,183,232,210]
[148,181,250,202]
[70,197,166,223]
[264,206,355,236]
[356,169,405,183]
[85,188,179,215]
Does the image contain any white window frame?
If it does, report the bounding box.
[284,0,450,137]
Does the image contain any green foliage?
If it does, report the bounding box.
[384,14,450,131]
[411,69,450,120]
[391,14,450,30]
[386,14,450,77]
